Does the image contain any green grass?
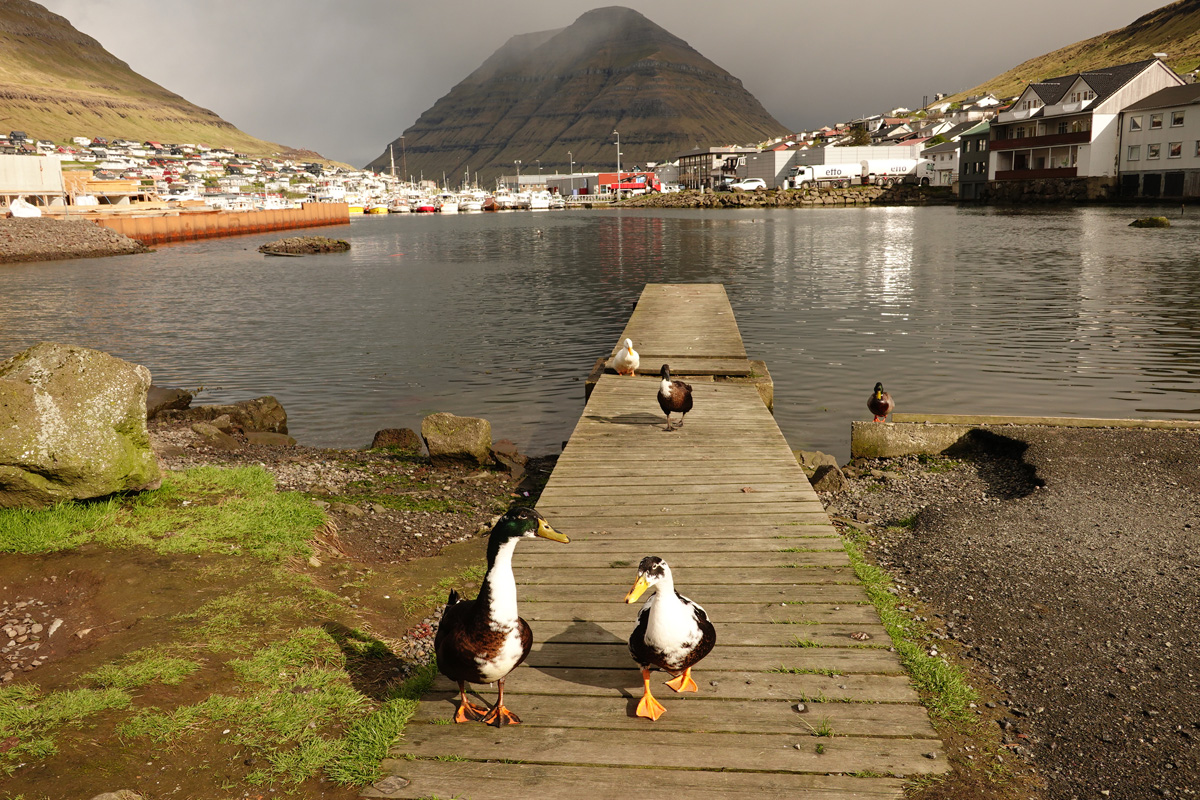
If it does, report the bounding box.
[0,684,131,775]
[789,637,822,648]
[802,716,835,737]
[840,529,977,721]
[400,566,486,618]
[83,649,200,690]
[768,666,840,677]
[0,466,324,561]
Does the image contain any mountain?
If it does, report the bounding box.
[954,0,1200,102]
[366,6,790,183]
[0,0,314,158]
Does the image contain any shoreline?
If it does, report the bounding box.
[0,216,148,263]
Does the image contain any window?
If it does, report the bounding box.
[1130,116,1143,132]
[1058,121,1069,134]
[1151,113,1164,129]
[1172,111,1185,127]
[1148,143,1162,159]
[1128,145,1141,161]
[1170,142,1182,158]
[1195,140,1200,157]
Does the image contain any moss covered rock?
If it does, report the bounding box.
[1130,216,1170,228]
[0,342,162,509]
[421,412,492,467]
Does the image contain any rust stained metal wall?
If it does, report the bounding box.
[89,202,350,245]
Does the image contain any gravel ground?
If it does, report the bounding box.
[0,217,149,263]
[823,426,1200,800]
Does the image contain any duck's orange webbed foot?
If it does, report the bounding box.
[665,667,698,693]
[481,704,522,727]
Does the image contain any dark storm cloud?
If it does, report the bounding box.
[39,0,1171,167]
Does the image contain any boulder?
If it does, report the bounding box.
[370,427,424,453]
[809,464,848,494]
[421,412,493,467]
[145,385,193,419]
[0,342,162,509]
[190,422,241,451]
[794,449,839,478]
[244,431,297,447]
[157,396,288,433]
[1130,216,1170,228]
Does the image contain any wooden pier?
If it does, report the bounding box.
[369,285,947,799]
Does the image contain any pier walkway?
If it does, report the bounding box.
[370,285,947,799]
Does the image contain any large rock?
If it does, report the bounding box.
[421,413,493,467]
[794,449,838,478]
[370,428,424,453]
[0,342,162,509]
[809,464,848,494]
[146,385,193,419]
[157,396,288,433]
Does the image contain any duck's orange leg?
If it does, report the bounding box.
[636,668,667,720]
[454,681,488,723]
[480,678,522,727]
[665,667,698,693]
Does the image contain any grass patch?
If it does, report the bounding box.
[840,530,977,721]
[83,648,201,690]
[0,466,325,562]
[789,637,822,648]
[768,666,840,677]
[802,716,835,736]
[399,565,486,618]
[0,685,131,775]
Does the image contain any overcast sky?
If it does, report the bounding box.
[39,0,1170,167]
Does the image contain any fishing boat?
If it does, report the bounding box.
[529,190,552,211]
[436,192,460,213]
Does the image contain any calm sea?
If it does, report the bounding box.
[3,206,1198,463]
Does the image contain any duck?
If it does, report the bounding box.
[433,506,569,726]
[657,364,693,431]
[613,338,640,376]
[624,556,716,721]
[868,381,894,422]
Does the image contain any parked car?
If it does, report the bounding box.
[729,178,767,191]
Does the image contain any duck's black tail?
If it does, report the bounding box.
[446,589,459,606]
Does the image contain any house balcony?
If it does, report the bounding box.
[989,131,1091,151]
[994,167,1079,181]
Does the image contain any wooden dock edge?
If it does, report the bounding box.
[852,414,1200,458]
[585,356,773,411]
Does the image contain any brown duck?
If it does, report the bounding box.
[433,507,569,726]
[657,364,693,431]
[868,382,894,422]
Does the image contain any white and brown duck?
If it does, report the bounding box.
[657,363,693,431]
[433,507,569,726]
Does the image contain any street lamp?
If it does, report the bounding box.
[568,151,574,195]
[613,130,621,198]
[514,159,521,191]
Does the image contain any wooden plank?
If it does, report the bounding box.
[542,493,821,508]
[521,584,870,604]
[411,694,936,738]
[604,356,754,377]
[431,666,921,703]
[520,601,882,625]
[523,642,904,673]
[549,525,842,539]
[541,537,844,553]
[399,726,947,777]
[516,566,856,586]
[527,618,890,647]
[368,760,906,800]
[514,552,848,569]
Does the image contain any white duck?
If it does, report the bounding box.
[613,338,640,376]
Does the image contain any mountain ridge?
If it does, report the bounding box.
[0,0,316,159]
[954,0,1200,102]
[366,6,790,183]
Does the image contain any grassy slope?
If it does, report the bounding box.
[0,0,310,158]
[951,0,1200,101]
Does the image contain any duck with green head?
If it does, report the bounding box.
[433,506,569,726]
[868,382,894,422]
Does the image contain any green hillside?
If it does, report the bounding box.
[0,0,317,159]
[954,0,1200,101]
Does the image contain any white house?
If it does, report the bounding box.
[988,58,1184,198]
[1117,83,1200,198]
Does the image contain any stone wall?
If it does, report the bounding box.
[983,176,1113,204]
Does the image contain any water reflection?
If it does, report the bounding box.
[2,206,1198,461]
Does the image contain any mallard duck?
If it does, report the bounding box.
[614,338,640,376]
[657,364,693,431]
[868,382,894,422]
[434,507,569,726]
[624,556,716,721]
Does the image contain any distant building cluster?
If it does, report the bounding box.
[4,56,1198,210]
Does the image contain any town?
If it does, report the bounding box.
[2,56,1197,218]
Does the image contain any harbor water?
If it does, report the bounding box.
[2,205,1198,463]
